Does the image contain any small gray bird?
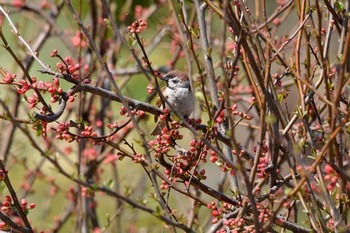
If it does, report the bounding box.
[150,70,195,135]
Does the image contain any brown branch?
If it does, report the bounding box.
[0,161,33,232]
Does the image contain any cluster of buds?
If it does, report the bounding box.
[160,180,169,190]
[189,139,208,164]
[107,122,118,129]
[55,122,75,143]
[81,126,97,137]
[159,122,183,142]
[1,196,35,214]
[209,150,218,163]
[127,19,147,33]
[224,61,240,72]
[49,77,63,103]
[146,83,154,94]
[20,199,36,212]
[253,143,270,178]
[220,162,234,175]
[209,149,236,176]
[228,104,253,120]
[17,79,30,95]
[193,169,207,180]
[51,50,89,81]
[27,92,38,109]
[50,49,58,57]
[215,110,225,124]
[2,72,16,83]
[324,164,339,191]
[222,217,245,230]
[132,153,145,163]
[257,157,268,178]
[120,106,145,117]
[257,204,271,223]
[1,196,12,214]
[57,57,82,75]
[32,119,48,139]
[207,202,223,224]
[149,136,170,158]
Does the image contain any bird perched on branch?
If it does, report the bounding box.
[150,70,195,135]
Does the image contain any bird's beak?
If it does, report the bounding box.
[160,75,169,81]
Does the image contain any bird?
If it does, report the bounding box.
[150,70,195,135]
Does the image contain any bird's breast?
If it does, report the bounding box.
[165,87,194,117]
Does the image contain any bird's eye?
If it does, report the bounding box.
[171,79,179,84]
